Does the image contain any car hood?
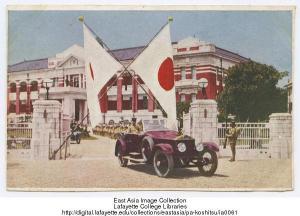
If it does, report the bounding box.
[144,130,178,140]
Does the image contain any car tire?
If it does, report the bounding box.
[117,145,128,167]
[141,136,154,162]
[198,149,218,176]
[153,150,174,177]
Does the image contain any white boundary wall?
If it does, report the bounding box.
[269,113,292,159]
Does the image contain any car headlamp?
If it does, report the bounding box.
[177,142,187,152]
[196,143,204,152]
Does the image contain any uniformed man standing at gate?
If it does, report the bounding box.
[225,121,240,162]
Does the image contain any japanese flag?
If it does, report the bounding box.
[83,23,123,127]
[130,23,177,129]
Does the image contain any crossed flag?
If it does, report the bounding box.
[81,17,176,129]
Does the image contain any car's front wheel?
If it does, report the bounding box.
[153,150,174,177]
[198,149,218,176]
[117,145,128,167]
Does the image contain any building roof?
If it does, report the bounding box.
[8,46,146,73]
[8,42,249,73]
[215,47,249,62]
[8,58,48,73]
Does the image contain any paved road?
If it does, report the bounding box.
[7,135,292,191]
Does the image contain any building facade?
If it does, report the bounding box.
[7,37,248,124]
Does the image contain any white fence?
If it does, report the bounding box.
[218,122,270,150]
[7,122,32,149]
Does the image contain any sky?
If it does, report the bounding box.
[8,10,292,85]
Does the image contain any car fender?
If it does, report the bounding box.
[115,138,126,156]
[153,144,174,155]
[202,142,219,152]
[142,136,154,150]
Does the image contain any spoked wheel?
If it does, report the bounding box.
[153,150,174,177]
[117,145,128,167]
[198,149,218,176]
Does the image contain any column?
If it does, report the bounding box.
[132,75,138,113]
[65,75,69,87]
[80,74,83,88]
[37,79,42,93]
[58,76,64,87]
[15,82,20,115]
[26,83,31,114]
[37,79,42,100]
[117,77,123,112]
[148,89,154,112]
[7,85,10,113]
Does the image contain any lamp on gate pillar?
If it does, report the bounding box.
[42,78,54,100]
[198,78,208,99]
[26,74,31,114]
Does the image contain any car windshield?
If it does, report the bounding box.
[142,119,168,132]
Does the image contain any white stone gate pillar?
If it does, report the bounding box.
[31,100,62,160]
[269,113,292,159]
[189,100,218,144]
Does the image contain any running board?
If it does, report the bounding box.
[123,156,145,163]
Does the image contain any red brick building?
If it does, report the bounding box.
[8,37,249,123]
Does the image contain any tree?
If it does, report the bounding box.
[217,61,288,122]
[176,101,191,119]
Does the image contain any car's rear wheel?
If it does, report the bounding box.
[198,149,218,176]
[153,150,174,177]
[117,145,128,167]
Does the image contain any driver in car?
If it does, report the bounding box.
[127,117,141,134]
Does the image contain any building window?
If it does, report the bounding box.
[177,48,187,52]
[191,66,196,79]
[30,81,38,91]
[180,94,185,102]
[190,46,199,51]
[143,96,148,109]
[181,67,186,80]
[107,100,117,111]
[10,83,16,93]
[19,82,27,92]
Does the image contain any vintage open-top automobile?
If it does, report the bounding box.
[115,119,219,177]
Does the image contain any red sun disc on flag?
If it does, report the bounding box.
[89,63,94,80]
[157,57,174,91]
